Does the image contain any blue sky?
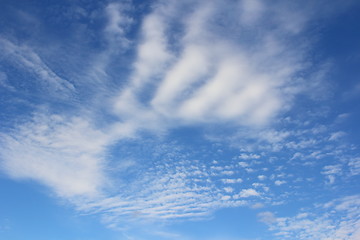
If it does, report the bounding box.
[0,0,360,239]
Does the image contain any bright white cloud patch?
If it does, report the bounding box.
[236,188,261,198]
[112,0,311,129]
[0,114,110,197]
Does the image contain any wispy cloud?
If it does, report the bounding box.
[261,195,360,240]
[112,0,317,130]
[105,2,132,47]
[0,71,15,91]
[0,113,111,197]
[0,38,75,97]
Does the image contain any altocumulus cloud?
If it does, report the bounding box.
[0,0,360,239]
[113,0,313,129]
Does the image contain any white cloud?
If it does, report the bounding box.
[113,5,173,125]
[1,0,357,236]
[238,161,249,167]
[251,203,265,209]
[321,164,343,184]
[77,158,252,224]
[336,113,350,121]
[238,153,261,160]
[245,168,255,173]
[265,195,360,240]
[151,45,211,115]
[348,157,360,176]
[105,2,132,45]
[0,38,75,97]
[0,71,15,91]
[221,195,231,201]
[258,175,267,181]
[224,187,234,193]
[274,180,286,186]
[258,211,276,224]
[326,175,336,184]
[0,114,110,197]
[239,0,264,26]
[322,165,342,175]
[110,0,316,133]
[235,188,261,198]
[132,13,172,84]
[329,131,346,141]
[221,170,235,176]
[221,178,243,184]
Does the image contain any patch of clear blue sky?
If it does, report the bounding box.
[0,177,121,240]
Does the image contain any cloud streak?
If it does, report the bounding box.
[112,0,313,129]
[0,38,75,98]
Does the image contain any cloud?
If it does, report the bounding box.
[0,71,15,91]
[322,165,342,175]
[0,114,111,197]
[258,175,267,181]
[238,153,261,160]
[321,164,343,184]
[329,131,347,141]
[224,187,234,193]
[105,2,132,46]
[235,189,261,198]
[111,0,317,131]
[221,178,243,184]
[258,211,276,224]
[239,0,264,26]
[75,154,262,225]
[0,38,75,97]
[238,162,249,167]
[348,157,360,176]
[264,195,360,240]
[1,1,359,239]
[274,180,286,186]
